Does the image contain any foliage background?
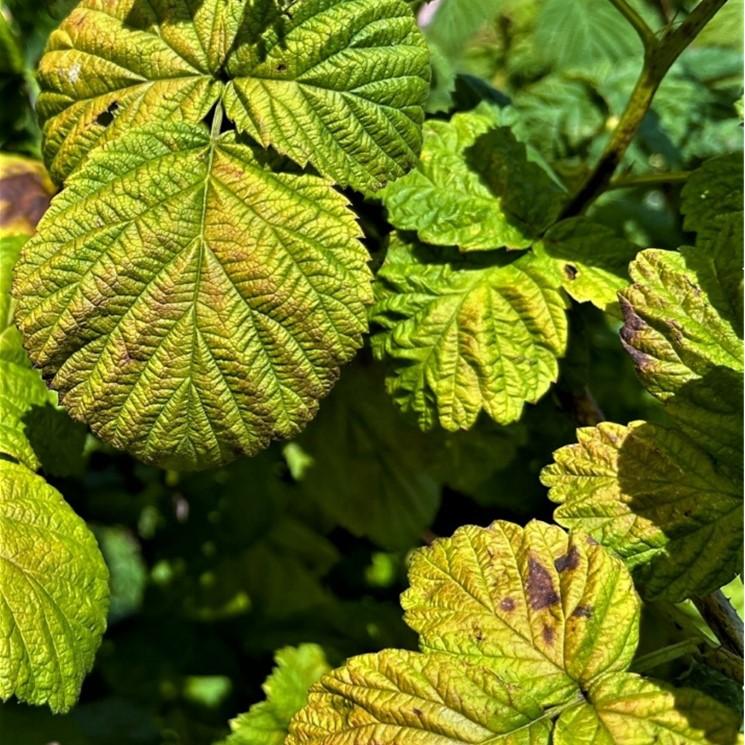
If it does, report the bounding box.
[0,0,742,743]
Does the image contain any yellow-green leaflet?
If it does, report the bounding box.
[0,460,109,713]
[371,234,568,431]
[37,0,430,190]
[14,123,372,470]
[288,521,741,744]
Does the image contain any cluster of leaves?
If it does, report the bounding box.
[0,0,742,743]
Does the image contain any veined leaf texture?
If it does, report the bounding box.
[14,0,430,469]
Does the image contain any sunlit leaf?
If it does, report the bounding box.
[371,234,568,431]
[13,122,372,470]
[381,105,561,250]
[0,460,109,712]
[223,645,329,745]
[543,421,742,601]
[402,520,639,703]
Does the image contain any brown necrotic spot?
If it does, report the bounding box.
[554,545,579,573]
[572,605,593,619]
[500,597,516,612]
[564,263,578,280]
[526,556,559,610]
[542,623,555,644]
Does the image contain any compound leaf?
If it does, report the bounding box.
[0,460,109,713]
[223,644,329,745]
[371,234,568,431]
[224,0,430,193]
[37,0,429,190]
[13,121,372,470]
[401,520,640,705]
[288,648,553,745]
[554,673,743,745]
[381,105,560,250]
[543,421,742,602]
[288,521,736,744]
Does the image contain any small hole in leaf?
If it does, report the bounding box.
[96,101,119,127]
[564,264,578,280]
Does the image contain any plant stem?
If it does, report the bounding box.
[631,638,704,674]
[609,0,657,48]
[560,0,727,218]
[608,170,690,190]
[694,590,744,657]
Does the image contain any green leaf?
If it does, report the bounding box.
[288,648,553,744]
[423,0,503,60]
[553,672,742,745]
[38,0,430,190]
[0,234,26,330]
[401,520,640,704]
[541,218,640,313]
[0,459,109,712]
[371,234,568,431]
[296,363,441,550]
[535,0,642,73]
[13,121,372,470]
[681,153,744,246]
[509,76,606,160]
[94,526,146,623]
[224,0,430,192]
[0,355,57,469]
[381,105,561,250]
[223,645,329,745]
[0,12,23,74]
[543,421,742,602]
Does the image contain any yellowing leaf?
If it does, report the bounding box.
[620,248,742,403]
[288,520,738,744]
[371,234,568,431]
[37,0,429,189]
[0,155,55,236]
[401,520,639,705]
[13,121,372,470]
[0,460,109,713]
[543,421,742,602]
[37,0,224,183]
[224,0,430,192]
[288,649,553,745]
[554,673,743,745]
[620,246,743,473]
